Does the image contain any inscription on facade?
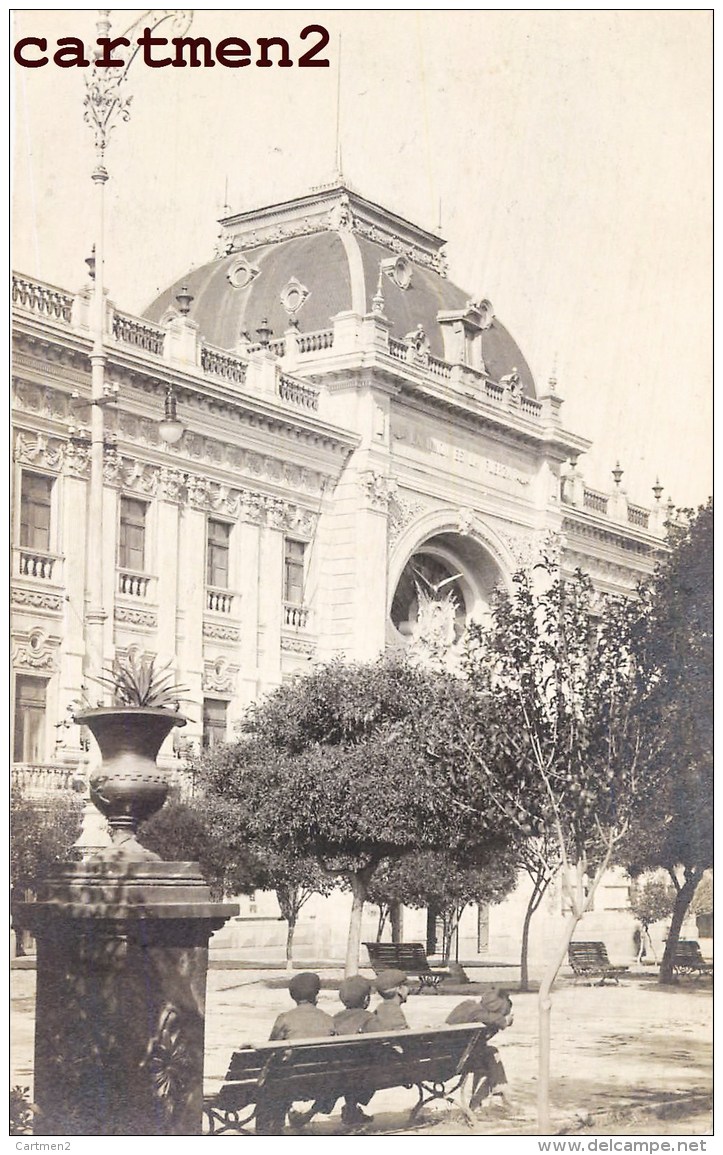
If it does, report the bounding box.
[391,419,531,489]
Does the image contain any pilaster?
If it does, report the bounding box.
[257,525,283,685]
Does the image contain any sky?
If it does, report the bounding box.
[12,9,712,510]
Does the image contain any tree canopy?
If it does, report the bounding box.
[198,656,506,973]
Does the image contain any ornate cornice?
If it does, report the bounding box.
[561,515,662,557]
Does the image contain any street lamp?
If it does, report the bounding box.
[158,386,184,446]
[82,8,192,683]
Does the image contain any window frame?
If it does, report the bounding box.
[283,538,306,606]
[118,494,148,573]
[206,517,232,590]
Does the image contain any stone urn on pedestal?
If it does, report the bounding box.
[19,658,239,1136]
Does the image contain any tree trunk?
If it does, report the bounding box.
[390,901,403,944]
[520,877,548,992]
[345,873,368,978]
[537,910,580,1133]
[659,872,698,984]
[376,905,388,942]
[285,915,296,970]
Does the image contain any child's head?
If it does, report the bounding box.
[478,986,513,1027]
[289,972,321,1006]
[339,975,372,1010]
[375,969,409,1003]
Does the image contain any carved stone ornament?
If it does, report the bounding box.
[158,467,186,502]
[203,657,239,694]
[203,622,240,642]
[328,194,354,232]
[281,636,316,656]
[11,587,63,613]
[382,255,413,291]
[64,441,91,478]
[359,471,398,511]
[12,627,59,671]
[14,431,64,471]
[227,257,260,290]
[387,489,428,543]
[114,606,158,629]
[471,298,495,330]
[456,507,476,536]
[280,277,310,319]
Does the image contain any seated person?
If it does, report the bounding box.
[292,976,377,1132]
[269,971,335,1041]
[363,969,410,1032]
[334,974,375,1034]
[257,972,334,1134]
[446,986,513,1107]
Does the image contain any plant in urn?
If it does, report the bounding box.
[73,655,189,860]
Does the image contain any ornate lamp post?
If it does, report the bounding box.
[82,8,192,682]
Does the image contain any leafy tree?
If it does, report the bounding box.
[11,787,84,953]
[450,560,664,1131]
[621,501,713,983]
[368,843,518,962]
[198,657,501,976]
[628,873,676,962]
[140,797,332,963]
[517,835,561,991]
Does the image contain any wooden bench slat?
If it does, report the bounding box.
[568,941,629,986]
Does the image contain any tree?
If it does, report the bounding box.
[199,657,501,976]
[621,501,713,984]
[449,559,664,1131]
[517,835,560,991]
[628,873,676,962]
[368,843,518,961]
[140,797,332,963]
[11,787,84,953]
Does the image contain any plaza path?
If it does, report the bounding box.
[10,967,712,1136]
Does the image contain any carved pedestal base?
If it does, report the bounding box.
[18,862,237,1136]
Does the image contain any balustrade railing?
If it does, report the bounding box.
[112,312,165,355]
[207,587,234,614]
[12,275,73,323]
[428,354,452,380]
[283,602,310,629]
[200,342,248,384]
[12,763,78,796]
[14,547,61,582]
[483,380,505,403]
[583,488,609,515]
[519,396,543,417]
[627,504,650,529]
[117,569,152,598]
[297,329,334,354]
[277,376,320,411]
[388,337,408,361]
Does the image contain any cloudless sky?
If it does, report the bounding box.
[12,9,712,509]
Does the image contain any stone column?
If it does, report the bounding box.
[21,862,236,1135]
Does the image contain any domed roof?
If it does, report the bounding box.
[145,184,536,396]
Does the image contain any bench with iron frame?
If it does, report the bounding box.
[203,1023,494,1134]
[672,940,713,979]
[364,941,451,993]
[568,941,629,986]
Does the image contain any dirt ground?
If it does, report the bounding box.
[10,967,712,1137]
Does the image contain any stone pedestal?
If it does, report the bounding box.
[19,861,237,1136]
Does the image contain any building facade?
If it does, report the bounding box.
[11,183,672,964]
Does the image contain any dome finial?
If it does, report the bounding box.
[372,264,385,314]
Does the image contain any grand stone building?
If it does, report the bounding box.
[12,182,671,964]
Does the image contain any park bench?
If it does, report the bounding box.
[671,940,713,979]
[568,941,629,986]
[203,1023,494,1134]
[364,941,451,993]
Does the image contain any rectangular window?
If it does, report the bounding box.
[20,473,53,551]
[284,539,305,605]
[202,698,228,750]
[207,519,231,588]
[14,676,47,763]
[118,496,146,571]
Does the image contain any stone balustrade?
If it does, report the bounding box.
[627,503,650,529]
[583,487,609,515]
[14,547,62,582]
[112,312,165,356]
[12,275,73,323]
[277,376,320,411]
[297,328,334,353]
[283,602,310,629]
[206,587,235,614]
[12,763,78,797]
[560,472,661,537]
[200,342,248,384]
[117,569,153,598]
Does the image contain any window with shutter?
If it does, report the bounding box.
[20,473,53,551]
[119,497,147,570]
